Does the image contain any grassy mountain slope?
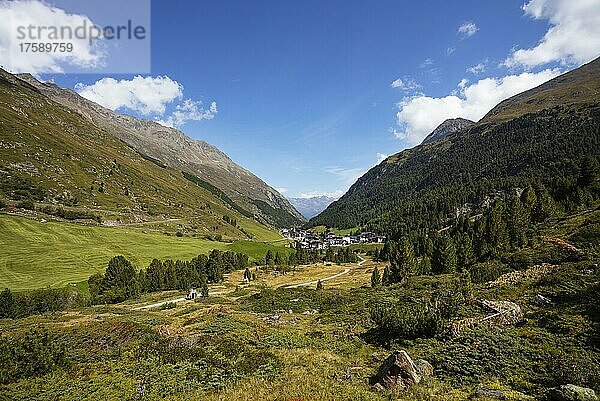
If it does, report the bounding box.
[0,215,289,290]
[14,73,304,228]
[310,58,600,234]
[0,68,279,241]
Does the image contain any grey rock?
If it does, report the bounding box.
[415,359,434,378]
[547,384,598,401]
[421,118,475,145]
[373,350,431,389]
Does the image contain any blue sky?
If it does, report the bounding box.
[3,0,599,198]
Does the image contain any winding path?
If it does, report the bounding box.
[134,255,367,310]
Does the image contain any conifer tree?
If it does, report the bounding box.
[389,238,415,283]
[485,202,509,255]
[0,288,15,318]
[456,233,475,271]
[146,259,164,292]
[274,252,282,267]
[316,279,323,290]
[533,183,558,222]
[508,197,529,248]
[432,235,457,274]
[371,267,381,288]
[381,265,391,286]
[459,269,473,302]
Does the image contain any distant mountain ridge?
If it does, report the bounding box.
[421,118,474,145]
[288,196,336,219]
[310,57,600,234]
[14,73,303,228]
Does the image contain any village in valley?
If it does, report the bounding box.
[280,227,386,249]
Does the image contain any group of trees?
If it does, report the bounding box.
[89,250,250,304]
[371,177,597,287]
[0,287,85,320]
[262,243,359,274]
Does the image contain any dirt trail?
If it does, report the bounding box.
[134,255,367,310]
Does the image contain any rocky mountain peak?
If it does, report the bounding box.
[421,118,475,145]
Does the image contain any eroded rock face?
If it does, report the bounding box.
[547,384,598,401]
[372,350,432,389]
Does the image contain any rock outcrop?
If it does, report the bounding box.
[372,350,432,389]
[547,384,598,401]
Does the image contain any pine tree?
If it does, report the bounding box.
[371,267,381,288]
[486,202,509,255]
[389,238,415,283]
[456,233,475,271]
[533,183,558,222]
[578,156,599,187]
[459,269,473,301]
[508,197,529,248]
[316,279,323,290]
[163,259,178,290]
[0,288,15,318]
[146,259,164,292]
[432,235,457,274]
[381,265,391,286]
[200,281,209,297]
[418,255,431,275]
[102,255,140,300]
[274,252,282,266]
[521,186,537,215]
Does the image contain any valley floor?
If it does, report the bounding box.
[0,209,599,400]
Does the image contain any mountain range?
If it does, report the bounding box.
[310,57,600,235]
[0,69,303,241]
[288,196,336,219]
[10,72,303,229]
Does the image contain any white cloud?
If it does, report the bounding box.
[506,0,600,68]
[446,47,456,56]
[76,75,217,128]
[0,0,104,74]
[390,77,421,91]
[467,60,488,75]
[376,153,388,164]
[275,187,288,194]
[325,166,367,185]
[297,190,345,199]
[394,68,561,144]
[157,99,217,128]
[75,75,183,115]
[420,58,434,68]
[458,22,479,38]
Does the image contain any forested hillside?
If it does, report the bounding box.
[310,58,600,237]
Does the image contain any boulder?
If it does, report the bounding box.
[372,350,432,389]
[547,384,598,401]
[415,359,434,378]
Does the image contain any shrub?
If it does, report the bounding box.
[160,302,177,310]
[369,282,463,341]
[11,287,86,318]
[0,329,68,384]
[16,199,34,210]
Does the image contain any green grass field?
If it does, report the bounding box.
[0,215,289,291]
